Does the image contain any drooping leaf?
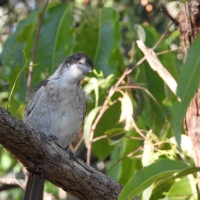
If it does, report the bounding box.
[119,91,134,130]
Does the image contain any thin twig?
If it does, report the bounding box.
[130,118,148,140]
[92,135,107,143]
[124,135,143,140]
[127,56,146,75]
[156,47,181,56]
[73,135,84,153]
[26,0,49,100]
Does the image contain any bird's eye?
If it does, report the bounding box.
[74,54,80,61]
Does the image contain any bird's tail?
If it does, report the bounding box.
[23,174,44,200]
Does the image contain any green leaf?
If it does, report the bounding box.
[173,33,200,135]
[118,159,188,200]
[173,167,200,179]
[73,7,122,75]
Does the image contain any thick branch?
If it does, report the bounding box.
[0,108,122,200]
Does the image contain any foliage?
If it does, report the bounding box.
[0,0,200,200]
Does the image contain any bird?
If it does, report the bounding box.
[23,52,94,200]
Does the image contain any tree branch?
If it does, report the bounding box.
[0,108,122,200]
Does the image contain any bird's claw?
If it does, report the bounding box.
[48,134,58,141]
[66,149,78,159]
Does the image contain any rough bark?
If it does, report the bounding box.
[178,1,200,57]
[176,0,200,190]
[0,108,123,200]
[184,86,200,189]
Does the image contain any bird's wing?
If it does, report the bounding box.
[26,79,49,117]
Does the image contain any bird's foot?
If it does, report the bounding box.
[66,149,78,159]
[48,134,58,141]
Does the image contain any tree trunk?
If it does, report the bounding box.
[177,0,200,190]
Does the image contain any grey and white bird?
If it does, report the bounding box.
[23,52,94,200]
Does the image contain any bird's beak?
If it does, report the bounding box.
[78,63,93,75]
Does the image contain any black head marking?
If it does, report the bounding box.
[63,52,94,69]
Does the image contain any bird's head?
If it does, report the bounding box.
[57,52,94,83]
